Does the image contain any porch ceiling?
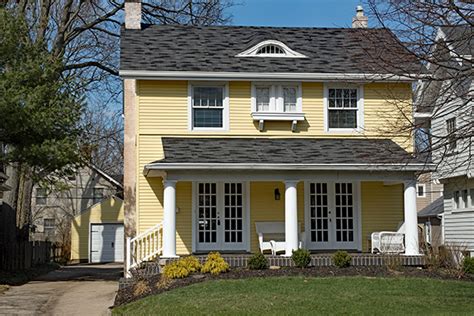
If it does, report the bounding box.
[145,138,431,173]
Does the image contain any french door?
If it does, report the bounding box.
[306,182,359,250]
[195,182,247,252]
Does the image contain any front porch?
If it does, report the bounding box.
[125,137,428,276]
[157,179,420,257]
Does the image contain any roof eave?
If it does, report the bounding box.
[144,162,432,173]
[119,70,426,82]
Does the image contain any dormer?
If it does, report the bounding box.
[236,40,307,58]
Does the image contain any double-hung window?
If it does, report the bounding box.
[191,85,227,130]
[327,88,360,129]
[36,188,47,205]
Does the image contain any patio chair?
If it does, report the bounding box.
[371,222,405,254]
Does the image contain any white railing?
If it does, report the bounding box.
[125,222,163,277]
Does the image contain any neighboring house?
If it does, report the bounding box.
[0,143,14,246]
[418,196,444,248]
[416,173,444,212]
[120,2,427,269]
[31,165,123,244]
[70,195,124,263]
[417,25,473,256]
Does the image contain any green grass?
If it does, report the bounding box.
[114,277,474,315]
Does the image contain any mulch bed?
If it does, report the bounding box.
[114,266,474,307]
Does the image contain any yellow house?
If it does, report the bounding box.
[70,196,124,263]
[120,2,427,272]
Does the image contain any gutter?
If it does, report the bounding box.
[119,70,428,82]
[144,162,433,172]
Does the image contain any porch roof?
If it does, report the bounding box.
[145,138,430,172]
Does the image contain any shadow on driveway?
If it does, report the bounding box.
[34,263,123,282]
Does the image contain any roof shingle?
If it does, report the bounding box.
[152,137,424,166]
[120,25,422,75]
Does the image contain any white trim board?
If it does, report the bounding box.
[145,162,430,172]
[119,70,423,82]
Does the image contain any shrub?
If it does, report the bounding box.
[248,253,268,270]
[180,256,202,273]
[333,251,351,268]
[462,256,474,275]
[156,275,172,289]
[292,249,311,268]
[133,279,151,297]
[201,252,230,275]
[162,261,190,279]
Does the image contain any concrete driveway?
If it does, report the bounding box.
[0,263,122,316]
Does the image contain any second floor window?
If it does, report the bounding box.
[43,218,55,233]
[446,118,456,151]
[256,87,270,112]
[252,83,302,113]
[417,184,426,198]
[93,188,104,204]
[192,86,224,128]
[327,88,359,129]
[36,188,47,205]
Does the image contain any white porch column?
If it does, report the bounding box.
[404,180,420,255]
[162,180,178,258]
[285,181,299,256]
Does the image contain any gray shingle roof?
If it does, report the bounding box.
[418,196,444,218]
[151,137,424,166]
[440,25,473,56]
[120,25,422,75]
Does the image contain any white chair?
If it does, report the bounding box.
[255,222,304,255]
[371,222,405,254]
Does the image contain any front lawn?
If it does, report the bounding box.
[113,276,474,315]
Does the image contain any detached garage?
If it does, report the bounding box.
[70,196,124,263]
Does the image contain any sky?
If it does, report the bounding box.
[228,0,365,28]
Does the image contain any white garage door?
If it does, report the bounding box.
[90,224,124,263]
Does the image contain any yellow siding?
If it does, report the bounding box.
[360,182,404,252]
[135,79,412,251]
[70,196,124,261]
[136,80,412,143]
[249,182,305,253]
[176,182,192,254]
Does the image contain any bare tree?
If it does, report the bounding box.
[2,0,235,236]
[362,0,473,177]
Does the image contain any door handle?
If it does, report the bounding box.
[111,242,114,248]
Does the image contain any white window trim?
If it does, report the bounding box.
[188,82,230,132]
[452,187,474,213]
[323,83,364,133]
[236,40,307,58]
[417,183,426,198]
[251,82,303,115]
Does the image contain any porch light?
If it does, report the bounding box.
[274,188,281,200]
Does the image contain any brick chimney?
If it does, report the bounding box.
[125,0,141,29]
[352,5,368,28]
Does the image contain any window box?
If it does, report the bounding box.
[251,83,304,131]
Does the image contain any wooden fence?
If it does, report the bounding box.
[0,241,58,271]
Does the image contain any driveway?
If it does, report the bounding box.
[0,263,122,316]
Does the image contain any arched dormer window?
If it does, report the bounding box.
[256,44,285,55]
[236,40,307,58]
